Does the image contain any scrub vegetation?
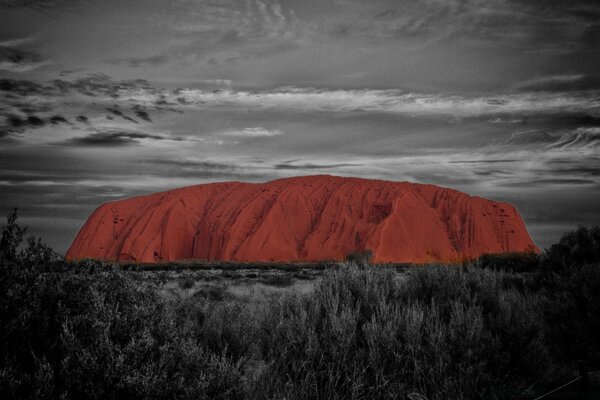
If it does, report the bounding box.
[1,210,599,400]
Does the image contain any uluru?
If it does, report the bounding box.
[65,175,538,264]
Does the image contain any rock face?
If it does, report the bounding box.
[66,175,539,264]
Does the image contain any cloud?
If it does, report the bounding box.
[0,76,164,139]
[0,37,36,47]
[0,0,77,10]
[506,127,600,155]
[4,76,599,135]
[0,47,48,72]
[109,53,170,68]
[199,79,233,87]
[144,157,268,181]
[0,78,45,95]
[513,74,600,92]
[52,74,156,98]
[108,0,316,68]
[67,130,169,146]
[274,162,363,170]
[64,129,208,147]
[546,127,600,153]
[328,0,600,53]
[503,178,597,188]
[219,127,283,137]
[173,87,600,117]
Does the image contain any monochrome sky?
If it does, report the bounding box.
[1,0,599,253]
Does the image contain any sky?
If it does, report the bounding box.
[1,0,599,254]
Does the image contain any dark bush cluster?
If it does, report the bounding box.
[0,211,250,400]
[257,267,546,400]
[1,211,599,399]
[474,251,539,272]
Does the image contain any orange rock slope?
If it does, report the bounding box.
[66,175,539,264]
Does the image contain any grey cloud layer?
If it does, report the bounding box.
[7,73,596,118]
[330,0,600,49]
[3,76,600,150]
[171,87,600,116]
[1,0,599,253]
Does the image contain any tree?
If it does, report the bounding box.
[544,226,600,272]
[0,208,60,266]
[0,208,27,262]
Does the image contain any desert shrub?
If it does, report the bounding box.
[255,265,550,400]
[178,275,196,289]
[193,285,227,301]
[0,209,61,269]
[195,301,255,362]
[533,226,600,371]
[0,212,248,400]
[540,263,600,369]
[260,273,295,287]
[2,211,600,400]
[345,250,373,267]
[543,226,600,272]
[476,251,540,272]
[0,209,26,262]
[0,267,248,400]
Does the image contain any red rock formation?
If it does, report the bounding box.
[65,175,539,264]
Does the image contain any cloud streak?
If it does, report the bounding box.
[219,127,283,137]
[0,46,48,73]
[172,87,600,117]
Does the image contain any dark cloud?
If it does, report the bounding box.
[274,162,363,170]
[151,159,236,170]
[449,159,521,164]
[0,78,45,95]
[0,0,78,10]
[2,113,48,131]
[49,115,68,124]
[107,53,170,68]
[504,127,600,153]
[550,113,600,128]
[67,130,168,146]
[1,75,154,98]
[0,41,46,72]
[52,74,155,97]
[106,106,139,124]
[0,76,170,141]
[505,178,597,188]
[328,0,600,56]
[143,159,247,180]
[545,162,600,178]
[133,107,152,122]
[513,74,600,92]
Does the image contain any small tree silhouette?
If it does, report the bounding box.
[345,249,373,267]
[0,208,60,266]
[0,208,27,262]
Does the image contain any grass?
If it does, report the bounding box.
[1,211,600,399]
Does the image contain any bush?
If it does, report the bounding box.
[1,211,600,399]
[475,251,540,272]
[0,211,248,400]
[178,276,196,289]
[345,250,373,267]
[255,265,550,400]
[541,263,600,368]
[0,208,27,262]
[0,268,249,400]
[543,226,600,272]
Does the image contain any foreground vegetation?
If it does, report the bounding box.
[1,210,599,399]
